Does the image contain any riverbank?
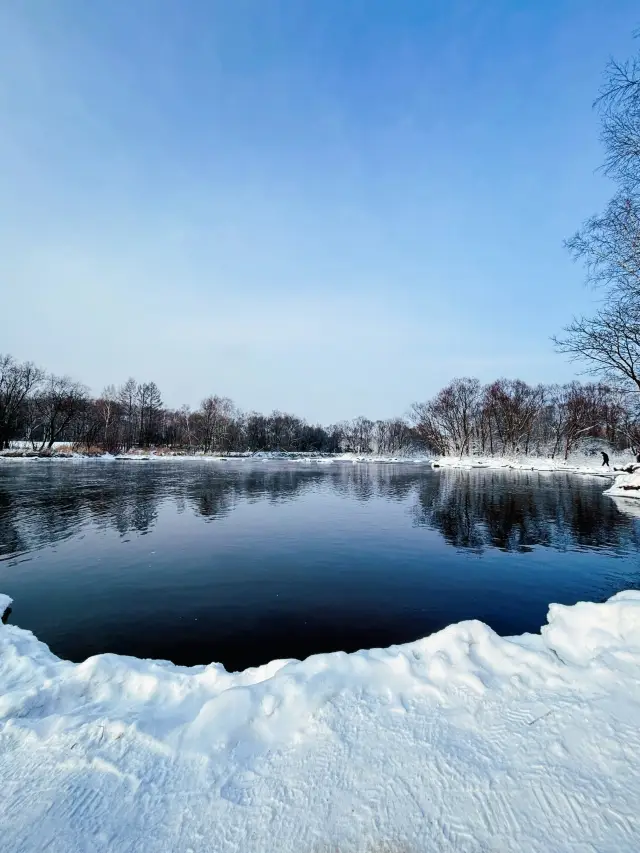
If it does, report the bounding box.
[430,452,632,478]
[1,591,639,851]
[605,467,640,498]
[0,447,634,473]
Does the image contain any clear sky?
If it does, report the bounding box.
[1,1,638,423]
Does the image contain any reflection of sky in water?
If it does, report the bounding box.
[0,462,639,670]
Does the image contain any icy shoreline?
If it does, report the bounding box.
[1,592,640,851]
[431,453,627,478]
[605,468,640,499]
[0,447,631,474]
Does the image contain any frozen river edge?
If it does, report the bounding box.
[1,586,640,851]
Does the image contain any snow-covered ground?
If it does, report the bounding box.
[605,467,640,500]
[0,449,430,463]
[431,452,631,478]
[2,591,640,852]
[7,441,72,450]
[1,448,634,474]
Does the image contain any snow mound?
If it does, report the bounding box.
[605,468,640,499]
[2,593,640,851]
[542,591,640,666]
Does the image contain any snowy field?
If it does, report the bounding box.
[1,591,640,852]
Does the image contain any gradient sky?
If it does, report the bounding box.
[1,1,638,422]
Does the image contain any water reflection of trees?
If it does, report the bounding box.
[412,469,640,553]
[0,463,639,560]
[0,465,333,557]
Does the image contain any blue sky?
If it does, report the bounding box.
[1,1,638,422]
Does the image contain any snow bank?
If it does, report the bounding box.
[1,449,635,473]
[8,441,71,450]
[0,451,118,462]
[605,467,640,499]
[432,453,625,478]
[2,593,640,851]
[1,450,433,463]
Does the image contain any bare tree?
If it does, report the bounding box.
[118,378,138,451]
[373,417,414,455]
[564,193,640,299]
[557,40,640,389]
[135,381,162,447]
[180,405,193,452]
[409,401,447,455]
[0,355,44,449]
[482,379,545,455]
[619,393,640,454]
[95,385,119,452]
[341,416,375,454]
[245,412,268,451]
[411,378,480,457]
[200,396,236,453]
[31,375,89,450]
[596,51,640,188]
[555,297,640,391]
[374,419,389,455]
[545,382,613,459]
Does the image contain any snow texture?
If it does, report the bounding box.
[2,591,640,851]
[605,467,640,499]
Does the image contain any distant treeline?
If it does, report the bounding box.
[1,354,639,457]
[411,377,639,458]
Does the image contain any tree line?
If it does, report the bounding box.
[411,377,638,458]
[1,353,638,457]
[0,353,414,454]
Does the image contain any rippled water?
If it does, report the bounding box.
[1,460,639,670]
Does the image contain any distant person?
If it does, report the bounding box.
[636,452,640,463]
[601,451,610,468]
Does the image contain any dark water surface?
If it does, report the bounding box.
[1,460,639,671]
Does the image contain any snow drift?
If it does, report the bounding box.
[605,467,640,499]
[1,592,640,851]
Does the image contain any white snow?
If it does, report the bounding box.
[2,591,640,851]
[2,449,633,475]
[8,441,71,450]
[431,452,628,477]
[605,467,640,499]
